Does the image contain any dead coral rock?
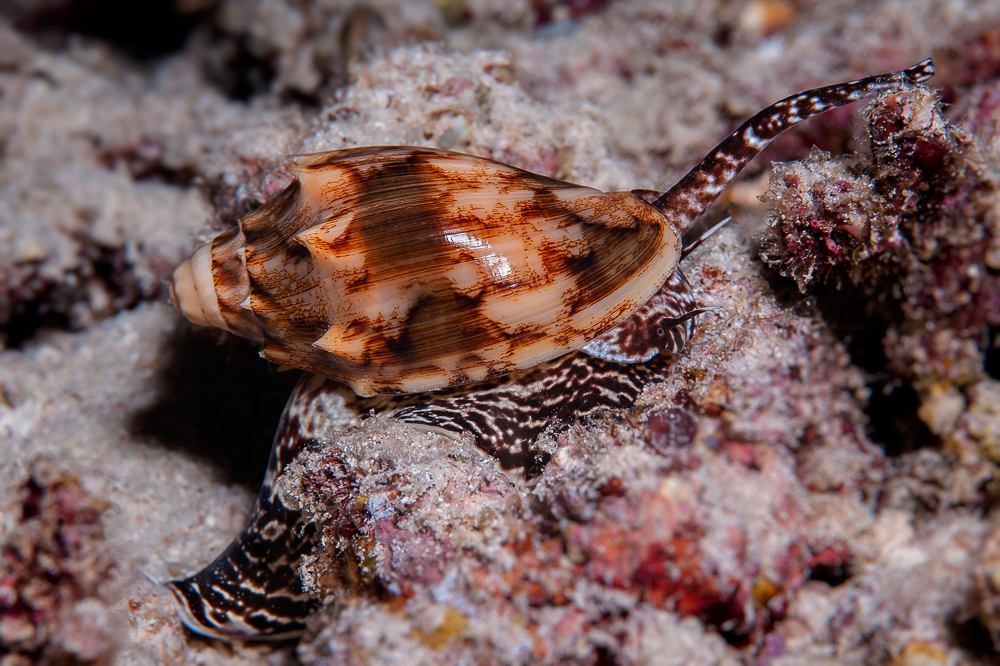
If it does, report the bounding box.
[288,412,879,664]
[759,148,893,291]
[760,84,999,446]
[0,457,120,664]
[975,513,1000,651]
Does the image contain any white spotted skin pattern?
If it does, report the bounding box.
[582,270,706,364]
[166,60,936,640]
[165,385,327,639]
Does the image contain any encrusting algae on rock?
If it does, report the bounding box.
[158,57,974,665]
[762,75,1000,655]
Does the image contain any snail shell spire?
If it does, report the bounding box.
[169,241,223,330]
[169,224,260,344]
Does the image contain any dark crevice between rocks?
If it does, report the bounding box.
[1,270,73,349]
[864,379,937,457]
[764,271,937,457]
[94,142,201,189]
[987,326,999,380]
[818,291,936,456]
[2,242,153,350]
[5,0,215,61]
[807,555,851,588]
[129,324,302,489]
[530,0,611,28]
[948,613,997,660]
[204,34,279,102]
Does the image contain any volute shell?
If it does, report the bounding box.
[171,146,681,396]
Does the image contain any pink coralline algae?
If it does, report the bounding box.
[0,459,120,665]
[287,398,872,665]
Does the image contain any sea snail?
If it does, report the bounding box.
[166,60,936,639]
[169,147,690,397]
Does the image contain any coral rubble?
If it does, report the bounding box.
[0,459,119,665]
[4,1,1000,664]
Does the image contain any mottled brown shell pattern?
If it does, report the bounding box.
[171,147,681,396]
